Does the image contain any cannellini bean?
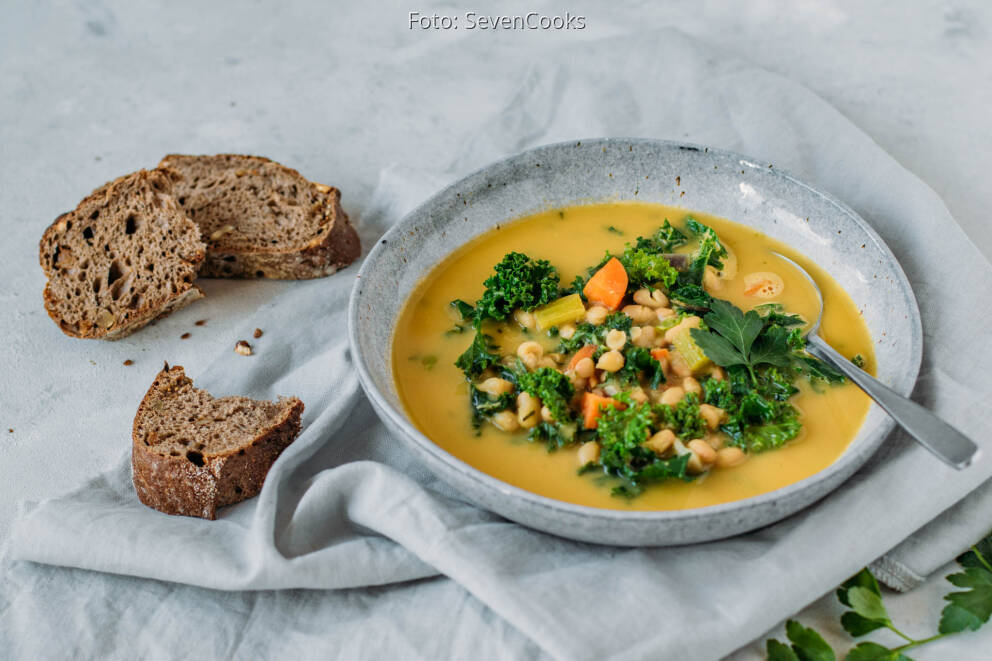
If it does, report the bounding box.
[596,350,625,372]
[622,304,656,325]
[644,429,676,456]
[709,365,726,381]
[538,356,558,369]
[478,377,513,396]
[633,288,669,308]
[605,329,627,351]
[491,410,519,432]
[682,376,702,395]
[586,305,609,325]
[514,309,536,329]
[715,447,747,468]
[668,351,692,378]
[632,325,656,348]
[705,433,726,450]
[659,386,684,406]
[743,271,785,299]
[517,341,543,370]
[629,387,648,404]
[656,307,677,321]
[517,392,541,428]
[559,323,576,340]
[703,266,723,292]
[574,356,596,379]
[541,405,554,423]
[688,438,717,465]
[663,316,702,344]
[699,404,725,430]
[569,374,588,390]
[577,441,601,466]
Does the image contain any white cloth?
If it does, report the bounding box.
[4,25,992,661]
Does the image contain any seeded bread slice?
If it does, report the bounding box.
[132,364,304,519]
[158,154,361,279]
[39,169,207,340]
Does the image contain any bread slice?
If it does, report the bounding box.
[39,169,207,340]
[158,154,361,279]
[132,364,304,519]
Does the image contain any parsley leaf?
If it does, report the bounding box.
[845,642,912,661]
[939,543,992,634]
[785,620,836,661]
[767,531,992,661]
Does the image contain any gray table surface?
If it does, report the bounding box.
[3,1,991,658]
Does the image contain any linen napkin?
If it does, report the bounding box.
[5,28,992,661]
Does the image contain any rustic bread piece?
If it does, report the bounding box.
[132,364,304,519]
[158,154,361,279]
[39,169,206,340]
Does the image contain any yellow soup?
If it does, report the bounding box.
[392,202,873,510]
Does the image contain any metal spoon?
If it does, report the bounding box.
[772,252,979,469]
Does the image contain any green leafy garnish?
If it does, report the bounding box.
[473,252,560,324]
[528,421,578,450]
[514,367,575,424]
[690,299,771,381]
[765,530,992,660]
[469,385,514,429]
[455,332,500,378]
[593,395,694,496]
[616,247,679,289]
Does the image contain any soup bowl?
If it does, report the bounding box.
[348,138,921,546]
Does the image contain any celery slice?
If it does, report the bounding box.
[672,328,712,373]
[533,294,586,330]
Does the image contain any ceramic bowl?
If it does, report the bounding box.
[348,138,921,546]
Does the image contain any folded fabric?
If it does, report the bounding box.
[5,28,992,661]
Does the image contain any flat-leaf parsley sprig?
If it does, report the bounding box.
[766,529,992,660]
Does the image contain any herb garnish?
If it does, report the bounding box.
[766,529,992,660]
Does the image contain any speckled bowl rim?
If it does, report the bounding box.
[348,138,922,531]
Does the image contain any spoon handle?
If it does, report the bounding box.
[805,334,979,469]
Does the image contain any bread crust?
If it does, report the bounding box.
[131,365,304,519]
[159,154,361,280]
[39,169,206,340]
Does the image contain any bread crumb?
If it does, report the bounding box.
[253,328,263,339]
[195,319,207,326]
[123,359,134,366]
[181,332,191,340]
[235,340,253,356]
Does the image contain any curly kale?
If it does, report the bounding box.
[515,367,575,423]
[594,396,692,497]
[617,248,678,289]
[455,332,500,379]
[473,252,560,324]
[469,386,514,429]
[656,392,706,441]
[555,312,632,355]
[612,346,665,389]
[528,421,578,450]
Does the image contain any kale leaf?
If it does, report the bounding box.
[455,332,500,379]
[528,421,578,450]
[617,248,678,289]
[515,367,575,423]
[474,252,560,324]
[469,386,514,429]
[594,397,692,496]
